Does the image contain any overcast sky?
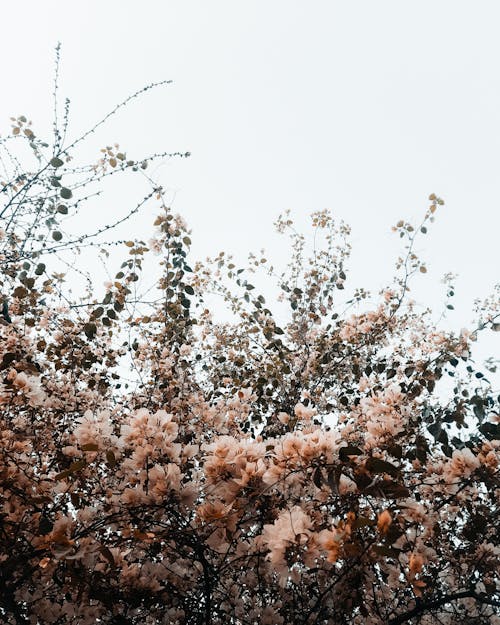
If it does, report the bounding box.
[1,1,498,363]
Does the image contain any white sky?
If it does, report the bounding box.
[1,1,499,366]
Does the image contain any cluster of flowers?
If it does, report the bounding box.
[0,205,498,625]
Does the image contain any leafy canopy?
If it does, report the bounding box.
[0,55,499,625]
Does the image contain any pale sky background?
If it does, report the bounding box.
[1,1,499,368]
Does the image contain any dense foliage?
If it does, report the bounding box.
[1,71,499,625]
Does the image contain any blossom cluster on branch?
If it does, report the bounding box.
[0,73,499,625]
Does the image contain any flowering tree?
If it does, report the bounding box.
[1,68,499,625]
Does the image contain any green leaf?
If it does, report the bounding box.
[39,516,54,534]
[52,231,63,242]
[387,444,403,459]
[50,157,64,168]
[99,545,116,567]
[353,516,376,529]
[55,460,86,481]
[13,286,28,299]
[312,467,323,488]
[373,545,401,558]
[60,187,73,199]
[84,322,97,340]
[92,306,104,318]
[339,445,363,461]
[479,422,500,440]
[377,481,410,498]
[106,450,117,467]
[1,352,17,370]
[365,457,399,477]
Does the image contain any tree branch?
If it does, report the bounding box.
[389,590,500,624]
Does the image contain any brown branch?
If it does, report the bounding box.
[388,590,500,624]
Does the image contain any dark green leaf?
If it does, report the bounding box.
[60,187,73,199]
[479,422,500,440]
[84,322,97,340]
[50,157,64,168]
[39,516,53,534]
[365,457,399,477]
[339,445,363,461]
[92,307,104,318]
[312,467,323,488]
